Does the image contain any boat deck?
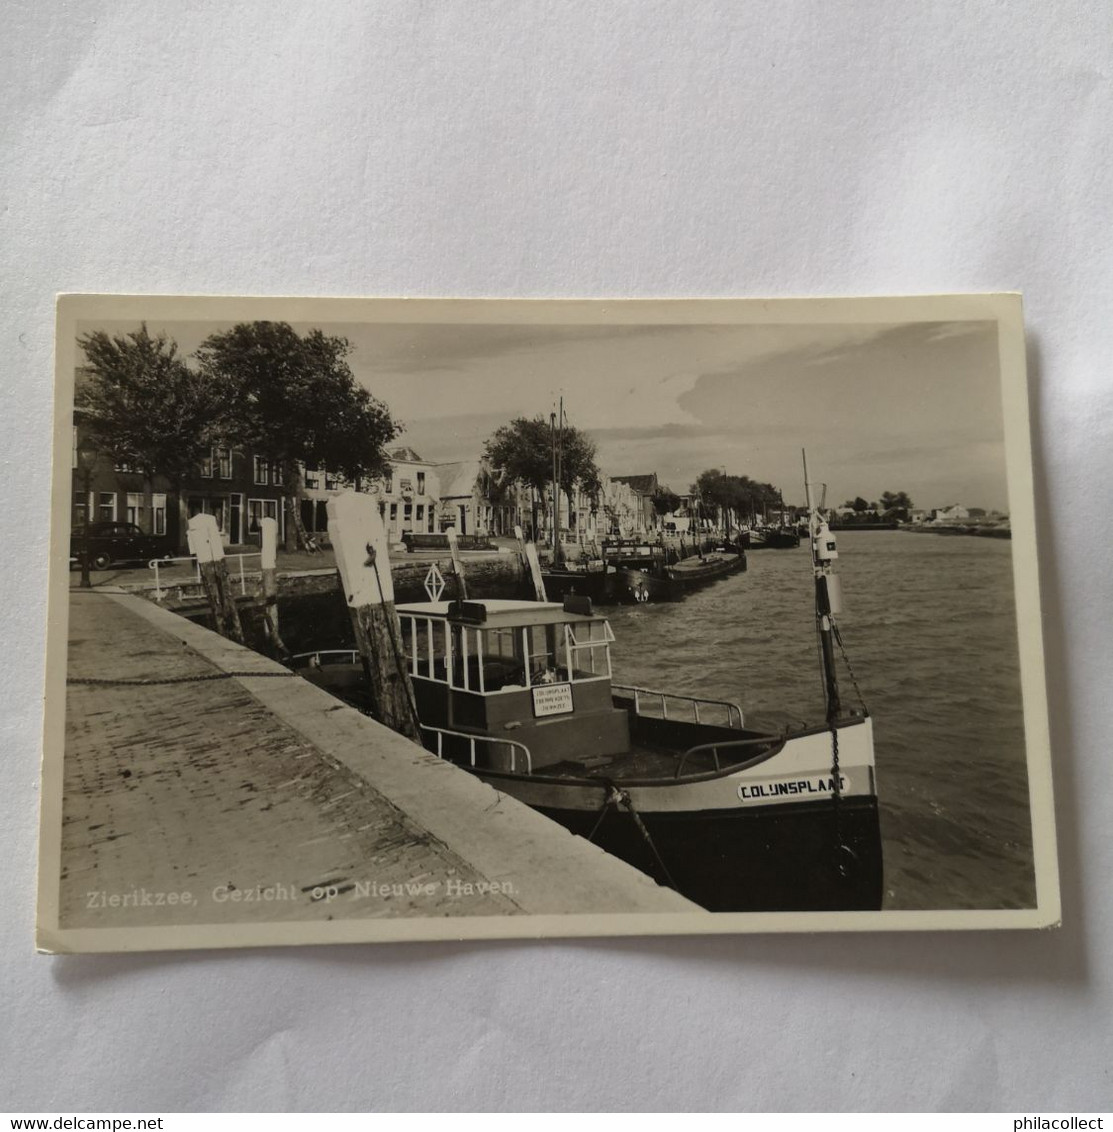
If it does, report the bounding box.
[527,732,782,783]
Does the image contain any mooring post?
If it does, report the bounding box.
[258,516,288,659]
[327,492,421,743]
[445,526,468,600]
[516,524,546,601]
[188,513,244,644]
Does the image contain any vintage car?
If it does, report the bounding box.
[70,521,175,571]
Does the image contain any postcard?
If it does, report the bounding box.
[37,293,1059,952]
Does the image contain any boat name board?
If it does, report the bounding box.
[736,774,849,804]
[532,683,574,718]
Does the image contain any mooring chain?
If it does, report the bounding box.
[831,621,868,713]
[68,671,298,687]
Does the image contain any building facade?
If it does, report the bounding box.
[72,419,287,551]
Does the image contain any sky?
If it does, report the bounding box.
[78,316,1010,513]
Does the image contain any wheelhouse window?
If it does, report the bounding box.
[398,614,612,694]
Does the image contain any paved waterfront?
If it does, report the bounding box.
[54,591,691,939]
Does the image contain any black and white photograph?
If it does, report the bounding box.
[38,293,1058,953]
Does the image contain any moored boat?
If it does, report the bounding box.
[296,465,882,913]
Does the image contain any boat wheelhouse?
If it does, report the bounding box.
[376,594,882,912]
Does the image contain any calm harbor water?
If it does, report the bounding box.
[605,531,1036,911]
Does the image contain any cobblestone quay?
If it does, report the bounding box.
[55,591,691,939]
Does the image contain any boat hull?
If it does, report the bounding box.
[532,795,882,912]
[540,568,617,604]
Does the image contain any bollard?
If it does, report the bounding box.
[445,526,468,601]
[187,513,244,644]
[258,516,288,659]
[515,524,546,602]
[327,492,421,743]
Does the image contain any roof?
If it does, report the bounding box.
[434,459,482,499]
[611,473,658,495]
[396,598,602,628]
[388,445,425,463]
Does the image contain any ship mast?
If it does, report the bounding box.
[802,449,842,722]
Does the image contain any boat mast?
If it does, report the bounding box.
[803,449,842,722]
[550,404,563,567]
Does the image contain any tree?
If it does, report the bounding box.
[651,488,682,520]
[77,324,223,536]
[195,322,399,549]
[850,496,870,512]
[880,490,913,520]
[484,415,602,547]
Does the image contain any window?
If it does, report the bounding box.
[152,493,167,536]
[403,503,413,521]
[416,504,424,521]
[126,493,143,527]
[216,447,232,479]
[72,427,77,469]
[378,502,386,518]
[389,503,397,521]
[253,457,270,486]
[74,491,93,528]
[114,461,136,473]
[247,498,280,537]
[304,466,321,490]
[417,472,426,494]
[325,471,339,490]
[98,493,117,522]
[384,471,393,493]
[200,449,213,478]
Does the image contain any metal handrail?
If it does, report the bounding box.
[289,650,361,667]
[148,551,262,600]
[420,723,533,775]
[672,734,782,779]
[612,683,744,729]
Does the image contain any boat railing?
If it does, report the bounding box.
[612,684,744,729]
[289,650,361,668]
[420,723,533,775]
[672,735,780,779]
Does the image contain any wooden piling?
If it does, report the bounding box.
[327,492,421,743]
[445,526,468,601]
[516,524,546,601]
[258,516,288,659]
[187,514,244,644]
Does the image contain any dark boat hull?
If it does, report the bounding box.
[540,568,617,603]
[666,550,746,589]
[534,795,882,912]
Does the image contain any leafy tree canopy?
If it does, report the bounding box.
[693,469,782,516]
[76,324,222,485]
[651,487,682,516]
[194,321,399,486]
[484,415,601,503]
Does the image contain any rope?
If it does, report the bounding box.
[69,671,296,686]
[370,556,425,740]
[591,783,678,891]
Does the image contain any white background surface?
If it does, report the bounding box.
[3,0,1111,1112]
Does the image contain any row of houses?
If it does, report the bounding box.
[71,420,671,552]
